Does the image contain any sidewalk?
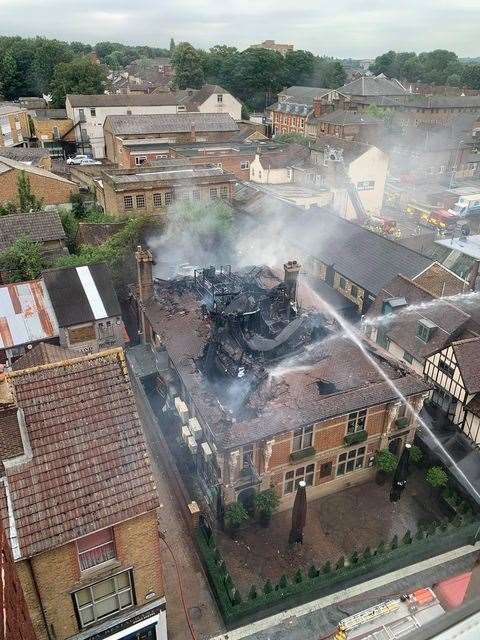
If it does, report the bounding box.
[129,352,224,640]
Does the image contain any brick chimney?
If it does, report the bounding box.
[284,260,301,301]
[313,98,328,118]
[135,245,154,302]
[190,122,196,142]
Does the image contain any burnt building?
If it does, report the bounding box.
[132,249,429,517]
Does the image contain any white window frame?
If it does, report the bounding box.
[346,408,367,434]
[73,570,133,628]
[135,156,147,166]
[292,425,314,452]
[283,463,315,495]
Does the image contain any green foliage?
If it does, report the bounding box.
[362,546,371,561]
[17,171,43,212]
[322,561,331,574]
[274,133,311,146]
[409,445,423,466]
[369,49,464,85]
[263,579,273,595]
[375,541,385,555]
[70,192,87,218]
[309,56,347,89]
[232,589,242,605]
[402,530,412,545]
[282,50,315,87]
[224,502,249,530]
[374,449,398,474]
[254,489,280,518]
[248,585,258,600]
[294,569,304,584]
[349,550,359,565]
[390,535,398,550]
[425,466,448,489]
[50,57,106,107]
[415,528,425,541]
[366,104,393,126]
[171,42,205,89]
[336,556,345,570]
[0,237,48,283]
[59,209,79,252]
[277,575,289,590]
[308,564,319,578]
[0,201,18,216]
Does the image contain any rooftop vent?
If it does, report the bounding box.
[382,297,407,314]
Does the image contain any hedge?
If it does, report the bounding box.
[196,512,480,625]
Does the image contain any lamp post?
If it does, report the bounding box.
[289,480,307,544]
[390,443,412,503]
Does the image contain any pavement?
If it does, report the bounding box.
[210,544,480,640]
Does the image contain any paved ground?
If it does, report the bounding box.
[131,368,225,640]
[211,545,480,640]
[215,471,445,594]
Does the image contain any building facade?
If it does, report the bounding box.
[0,103,30,147]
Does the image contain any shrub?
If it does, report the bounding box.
[322,560,332,574]
[374,449,398,474]
[375,541,385,555]
[308,564,319,578]
[248,585,258,600]
[409,445,423,465]
[224,502,249,530]
[277,575,289,590]
[402,530,412,545]
[390,534,399,550]
[263,579,273,595]
[294,569,304,583]
[426,466,448,489]
[232,589,242,605]
[349,550,359,564]
[336,556,345,570]
[254,489,280,519]
[415,528,425,541]
[362,546,371,561]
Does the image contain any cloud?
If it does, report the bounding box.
[0,0,478,58]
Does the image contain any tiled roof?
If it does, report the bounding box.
[2,349,159,558]
[412,263,469,298]
[177,84,233,110]
[11,343,78,371]
[105,112,238,136]
[452,337,480,394]
[0,156,76,185]
[0,409,24,461]
[66,93,179,107]
[277,86,333,104]
[0,103,26,116]
[0,148,50,164]
[76,222,126,247]
[0,212,65,252]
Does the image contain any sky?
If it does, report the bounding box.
[0,0,479,59]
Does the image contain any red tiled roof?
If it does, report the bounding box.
[2,348,158,558]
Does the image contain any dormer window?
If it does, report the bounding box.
[382,297,407,315]
[416,319,436,343]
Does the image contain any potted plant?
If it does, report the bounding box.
[409,445,424,466]
[224,502,249,533]
[425,466,448,497]
[254,488,280,527]
[373,449,398,485]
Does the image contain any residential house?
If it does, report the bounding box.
[29,109,76,158]
[1,522,38,640]
[249,40,294,55]
[305,109,384,145]
[425,337,480,445]
[0,147,51,170]
[103,113,239,165]
[0,157,78,207]
[175,84,242,121]
[0,211,67,261]
[99,163,236,217]
[42,263,126,353]
[132,252,429,516]
[126,57,173,82]
[0,103,30,147]
[0,348,166,640]
[249,144,310,184]
[363,267,476,375]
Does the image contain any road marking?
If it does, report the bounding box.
[209,543,480,639]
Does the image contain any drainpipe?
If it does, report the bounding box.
[27,557,54,640]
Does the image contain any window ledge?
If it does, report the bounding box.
[344,430,368,446]
[75,559,123,586]
[290,446,316,462]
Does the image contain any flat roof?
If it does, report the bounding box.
[436,235,480,260]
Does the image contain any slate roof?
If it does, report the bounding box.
[308,109,383,125]
[0,147,50,164]
[293,207,433,295]
[105,112,239,135]
[1,349,159,558]
[339,75,406,96]
[310,136,375,163]
[0,212,65,252]
[0,157,75,185]
[42,263,121,327]
[0,103,26,116]
[177,85,234,110]
[452,337,480,394]
[256,144,310,169]
[277,86,333,104]
[67,93,179,107]
[11,343,78,371]
[352,94,480,109]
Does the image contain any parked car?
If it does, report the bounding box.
[66,154,100,165]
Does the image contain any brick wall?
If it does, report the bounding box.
[18,511,163,640]
[0,168,78,206]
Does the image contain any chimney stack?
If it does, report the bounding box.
[135,245,154,302]
[284,260,301,301]
[313,98,328,118]
[190,122,196,142]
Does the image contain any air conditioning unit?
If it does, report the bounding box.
[187,436,198,454]
[188,417,202,441]
[174,397,189,424]
[201,442,213,461]
[181,425,192,444]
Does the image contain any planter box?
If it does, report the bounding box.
[290,446,316,462]
[395,417,410,429]
[344,430,368,446]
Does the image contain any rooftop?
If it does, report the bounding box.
[277,86,333,104]
[67,92,179,107]
[0,156,75,185]
[103,165,234,186]
[105,112,239,136]
[0,148,50,164]
[339,75,406,97]
[310,135,376,163]
[0,348,159,558]
[308,109,383,125]
[0,102,26,116]
[452,337,480,394]
[0,211,65,252]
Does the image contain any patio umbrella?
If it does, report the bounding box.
[289,480,307,544]
[390,443,412,503]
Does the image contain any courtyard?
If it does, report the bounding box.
[215,470,446,593]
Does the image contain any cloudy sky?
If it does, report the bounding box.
[0,0,479,58]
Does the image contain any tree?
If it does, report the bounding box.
[283,50,315,87]
[0,51,20,99]
[0,201,18,216]
[29,38,73,94]
[17,171,43,212]
[171,42,204,89]
[224,503,249,531]
[50,58,106,107]
[169,38,175,53]
[0,237,47,282]
[274,132,310,146]
[461,64,480,90]
[425,466,448,489]
[308,56,346,89]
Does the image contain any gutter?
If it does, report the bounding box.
[26,557,53,640]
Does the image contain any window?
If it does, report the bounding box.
[240,161,250,170]
[90,108,96,117]
[339,277,346,290]
[416,319,436,343]
[52,126,60,140]
[77,528,115,571]
[79,108,85,122]
[215,163,223,169]
[357,180,375,191]
[126,109,132,115]
[209,187,218,199]
[123,195,133,210]
[135,156,147,166]
[284,464,315,494]
[156,154,168,159]
[350,285,358,298]
[242,444,253,469]
[73,571,133,628]
[403,351,413,364]
[220,186,229,199]
[319,462,332,478]
[164,191,173,206]
[292,425,313,452]
[153,193,163,207]
[135,194,145,208]
[336,446,366,476]
[347,409,367,434]
[192,189,200,200]
[438,355,455,378]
